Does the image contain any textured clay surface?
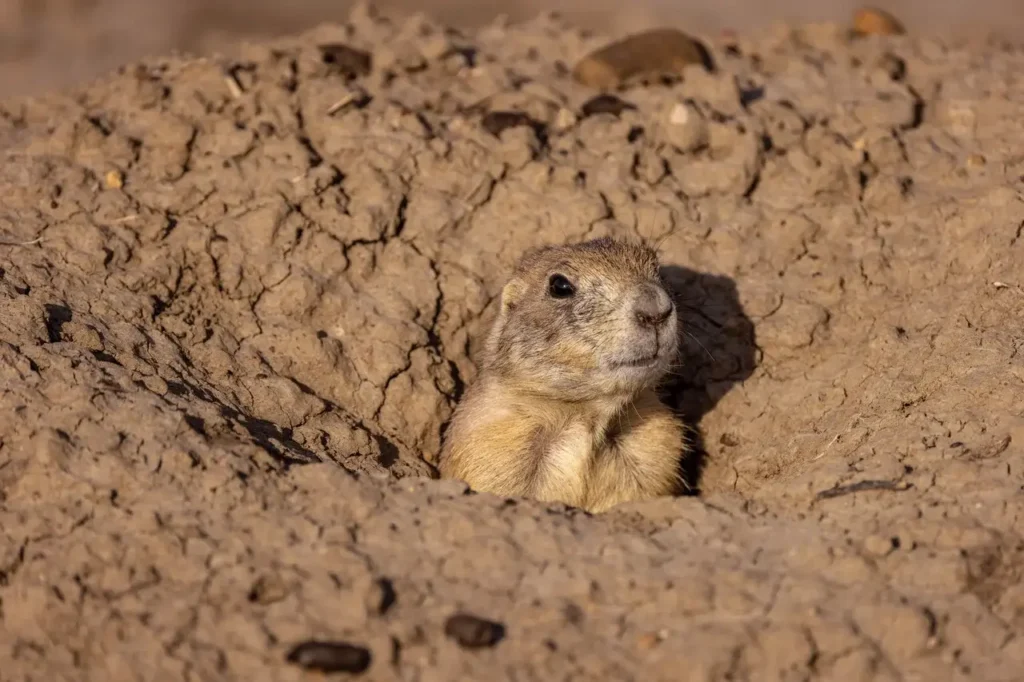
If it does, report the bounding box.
[7,0,1024,98]
[1,8,1023,681]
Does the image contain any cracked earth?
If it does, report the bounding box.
[1,7,1023,681]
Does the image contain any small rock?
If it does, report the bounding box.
[444,613,505,648]
[572,28,711,89]
[318,43,373,78]
[286,641,372,674]
[581,94,636,118]
[552,107,578,132]
[104,170,123,189]
[662,101,708,152]
[853,7,905,36]
[481,111,537,137]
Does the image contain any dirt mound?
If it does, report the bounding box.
[1,7,1022,680]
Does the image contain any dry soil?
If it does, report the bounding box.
[3,0,1024,98]
[0,6,1023,682]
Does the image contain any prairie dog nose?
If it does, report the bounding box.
[633,283,674,329]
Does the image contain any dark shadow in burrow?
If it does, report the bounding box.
[657,265,759,495]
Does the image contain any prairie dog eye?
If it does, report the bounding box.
[548,274,576,299]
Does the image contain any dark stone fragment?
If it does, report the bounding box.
[572,28,713,88]
[481,111,536,137]
[444,613,505,648]
[286,640,372,674]
[580,94,636,118]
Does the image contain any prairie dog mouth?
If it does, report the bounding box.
[610,354,660,369]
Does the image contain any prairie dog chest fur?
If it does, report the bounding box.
[439,237,690,513]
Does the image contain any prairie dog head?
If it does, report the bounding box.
[484,237,679,402]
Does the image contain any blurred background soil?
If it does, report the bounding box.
[2,0,1023,98]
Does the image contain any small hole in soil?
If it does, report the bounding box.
[374,435,400,468]
[43,303,73,343]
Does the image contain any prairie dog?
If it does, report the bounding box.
[439,237,688,513]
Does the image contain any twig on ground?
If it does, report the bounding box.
[814,479,911,501]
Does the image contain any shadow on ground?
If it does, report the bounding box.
[659,264,758,494]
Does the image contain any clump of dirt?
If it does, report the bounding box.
[1,7,1022,680]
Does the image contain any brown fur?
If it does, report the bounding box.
[439,237,690,513]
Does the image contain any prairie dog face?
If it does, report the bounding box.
[485,238,679,401]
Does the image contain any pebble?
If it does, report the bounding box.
[580,94,636,118]
[481,111,538,137]
[662,101,708,152]
[966,153,987,168]
[104,170,123,189]
[852,7,905,36]
[572,28,711,89]
[444,613,506,648]
[552,107,578,132]
[286,641,372,674]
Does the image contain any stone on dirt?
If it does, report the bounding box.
[572,28,712,89]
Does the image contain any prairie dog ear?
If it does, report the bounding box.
[499,279,526,314]
[484,279,524,364]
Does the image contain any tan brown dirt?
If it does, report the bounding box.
[3,0,1024,98]
[1,7,1023,681]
